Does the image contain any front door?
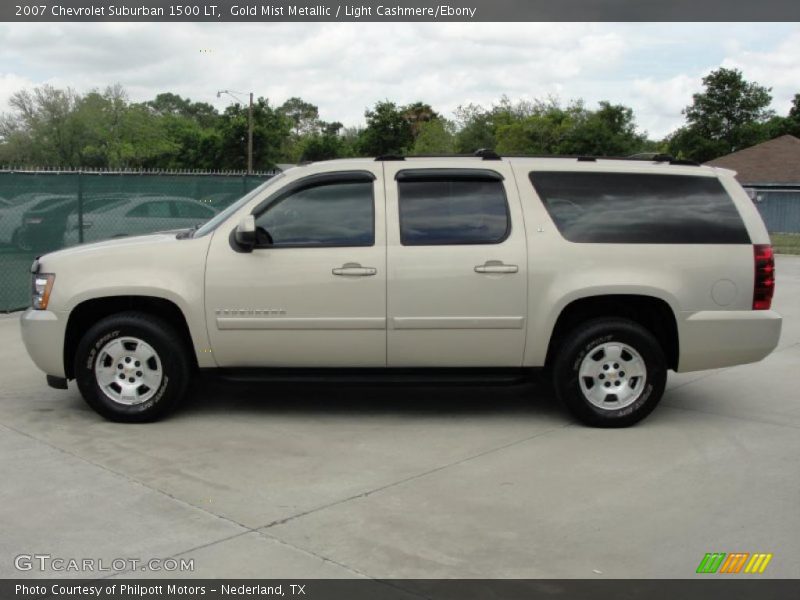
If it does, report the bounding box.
[383,162,528,367]
[205,167,386,367]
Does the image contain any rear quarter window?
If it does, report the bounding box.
[529,171,750,244]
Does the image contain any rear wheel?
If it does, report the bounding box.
[552,318,667,427]
[74,312,190,422]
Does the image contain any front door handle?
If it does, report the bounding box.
[332,262,377,277]
[474,260,518,274]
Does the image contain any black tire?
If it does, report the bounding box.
[552,318,667,427]
[12,228,31,252]
[74,311,191,422]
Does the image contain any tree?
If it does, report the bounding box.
[215,97,292,170]
[411,119,456,154]
[766,93,800,138]
[453,103,496,153]
[278,97,321,137]
[489,98,647,157]
[402,102,439,139]
[357,101,414,156]
[146,93,218,128]
[0,85,84,165]
[560,101,647,156]
[669,68,774,162]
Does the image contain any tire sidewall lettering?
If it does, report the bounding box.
[86,328,169,411]
[86,329,120,370]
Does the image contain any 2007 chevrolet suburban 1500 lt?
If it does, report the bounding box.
[20,153,782,426]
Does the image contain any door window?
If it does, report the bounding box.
[397,175,509,245]
[255,181,374,247]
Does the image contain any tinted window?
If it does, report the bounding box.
[174,201,215,219]
[33,197,70,210]
[398,178,509,245]
[530,172,750,244]
[84,198,126,213]
[91,200,127,214]
[127,201,172,218]
[255,181,373,247]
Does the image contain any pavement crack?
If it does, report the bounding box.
[256,529,373,579]
[258,423,569,531]
[0,421,253,532]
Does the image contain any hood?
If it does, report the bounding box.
[39,231,189,262]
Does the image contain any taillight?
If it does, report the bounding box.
[753,244,775,310]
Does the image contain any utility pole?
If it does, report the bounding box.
[217,89,254,174]
[248,92,254,175]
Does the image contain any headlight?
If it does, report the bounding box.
[32,273,55,310]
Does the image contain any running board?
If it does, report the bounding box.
[207,367,535,386]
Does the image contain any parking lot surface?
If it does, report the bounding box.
[1,256,799,580]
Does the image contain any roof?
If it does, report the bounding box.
[291,155,722,179]
[705,135,800,185]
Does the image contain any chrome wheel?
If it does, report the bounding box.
[578,342,647,410]
[94,336,163,405]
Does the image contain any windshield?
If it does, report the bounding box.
[193,173,286,237]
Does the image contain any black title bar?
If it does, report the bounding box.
[3,0,800,22]
[4,579,800,600]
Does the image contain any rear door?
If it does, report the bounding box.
[383,161,528,367]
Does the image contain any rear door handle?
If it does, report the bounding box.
[332,262,377,277]
[474,260,518,274]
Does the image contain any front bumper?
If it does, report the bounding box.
[677,309,782,372]
[20,308,68,378]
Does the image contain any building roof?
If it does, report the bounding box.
[706,135,800,185]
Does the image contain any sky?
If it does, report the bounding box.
[0,22,798,139]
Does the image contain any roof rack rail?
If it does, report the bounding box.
[372,152,701,166]
[474,149,501,160]
[626,152,698,166]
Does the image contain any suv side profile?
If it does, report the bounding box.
[20,154,782,427]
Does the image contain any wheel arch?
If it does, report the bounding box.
[544,294,679,371]
[64,295,198,379]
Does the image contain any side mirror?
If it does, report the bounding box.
[234,215,256,252]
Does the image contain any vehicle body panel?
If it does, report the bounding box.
[382,159,528,367]
[19,157,782,383]
[203,161,388,367]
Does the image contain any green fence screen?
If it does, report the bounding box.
[0,169,277,312]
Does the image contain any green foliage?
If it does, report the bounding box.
[455,97,648,157]
[411,119,456,154]
[1,76,796,169]
[214,98,292,170]
[357,100,415,156]
[668,68,775,162]
[453,103,496,153]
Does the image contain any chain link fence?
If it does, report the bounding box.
[0,169,278,312]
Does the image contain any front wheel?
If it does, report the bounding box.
[552,318,667,427]
[74,312,190,422]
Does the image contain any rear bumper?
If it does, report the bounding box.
[677,309,782,372]
[20,308,68,378]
